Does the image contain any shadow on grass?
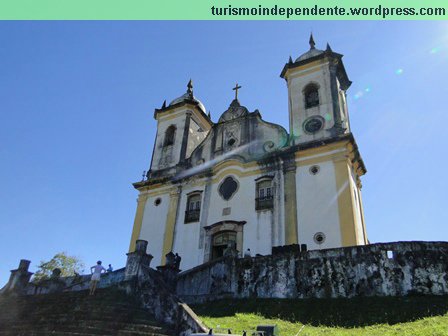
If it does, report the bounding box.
[191,295,448,327]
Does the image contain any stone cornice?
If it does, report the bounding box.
[134,133,366,189]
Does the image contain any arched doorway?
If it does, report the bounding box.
[203,220,246,262]
[211,231,236,260]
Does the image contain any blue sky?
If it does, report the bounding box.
[1,21,447,285]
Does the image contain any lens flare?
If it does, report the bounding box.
[430,47,441,54]
[354,91,364,100]
[353,87,371,100]
[395,69,404,75]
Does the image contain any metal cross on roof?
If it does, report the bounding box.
[232,83,242,100]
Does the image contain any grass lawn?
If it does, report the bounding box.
[192,296,448,335]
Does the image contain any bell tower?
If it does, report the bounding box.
[149,80,212,177]
[280,34,352,146]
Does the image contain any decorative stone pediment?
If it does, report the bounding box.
[189,100,288,168]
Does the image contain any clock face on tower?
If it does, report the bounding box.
[303,116,324,134]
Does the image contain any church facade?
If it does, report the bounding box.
[129,35,368,271]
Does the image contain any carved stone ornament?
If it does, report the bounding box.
[263,141,275,152]
[224,124,240,150]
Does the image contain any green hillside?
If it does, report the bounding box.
[192,296,448,335]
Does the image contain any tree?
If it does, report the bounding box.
[32,252,85,282]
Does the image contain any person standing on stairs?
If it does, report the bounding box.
[89,260,106,295]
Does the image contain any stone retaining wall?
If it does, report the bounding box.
[176,241,448,304]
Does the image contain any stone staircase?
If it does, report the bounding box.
[0,288,175,336]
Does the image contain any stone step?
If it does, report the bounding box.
[118,331,174,336]
[1,290,135,305]
[0,289,173,336]
[0,332,101,336]
[0,324,173,336]
[3,307,151,317]
[0,328,173,336]
[0,313,152,326]
[76,320,163,332]
[1,297,139,308]
[1,319,164,330]
[0,301,152,319]
[0,318,158,331]
[0,316,171,333]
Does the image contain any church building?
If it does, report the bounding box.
[129,35,368,270]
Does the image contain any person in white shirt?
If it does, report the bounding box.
[89,260,106,295]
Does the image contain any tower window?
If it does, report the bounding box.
[163,125,176,147]
[185,192,202,223]
[256,178,274,210]
[304,84,320,109]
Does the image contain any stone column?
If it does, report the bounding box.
[199,176,212,260]
[179,112,192,163]
[283,154,298,245]
[334,157,358,246]
[125,240,153,280]
[328,61,346,137]
[161,187,181,265]
[129,193,149,252]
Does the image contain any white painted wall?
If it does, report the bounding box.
[172,185,206,271]
[296,160,342,250]
[248,211,273,256]
[138,192,171,267]
[170,167,279,268]
[206,170,274,257]
[139,156,364,270]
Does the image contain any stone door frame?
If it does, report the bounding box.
[203,220,246,263]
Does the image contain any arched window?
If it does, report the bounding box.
[163,125,176,147]
[185,192,202,223]
[304,84,320,109]
[257,180,272,199]
[255,177,274,210]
